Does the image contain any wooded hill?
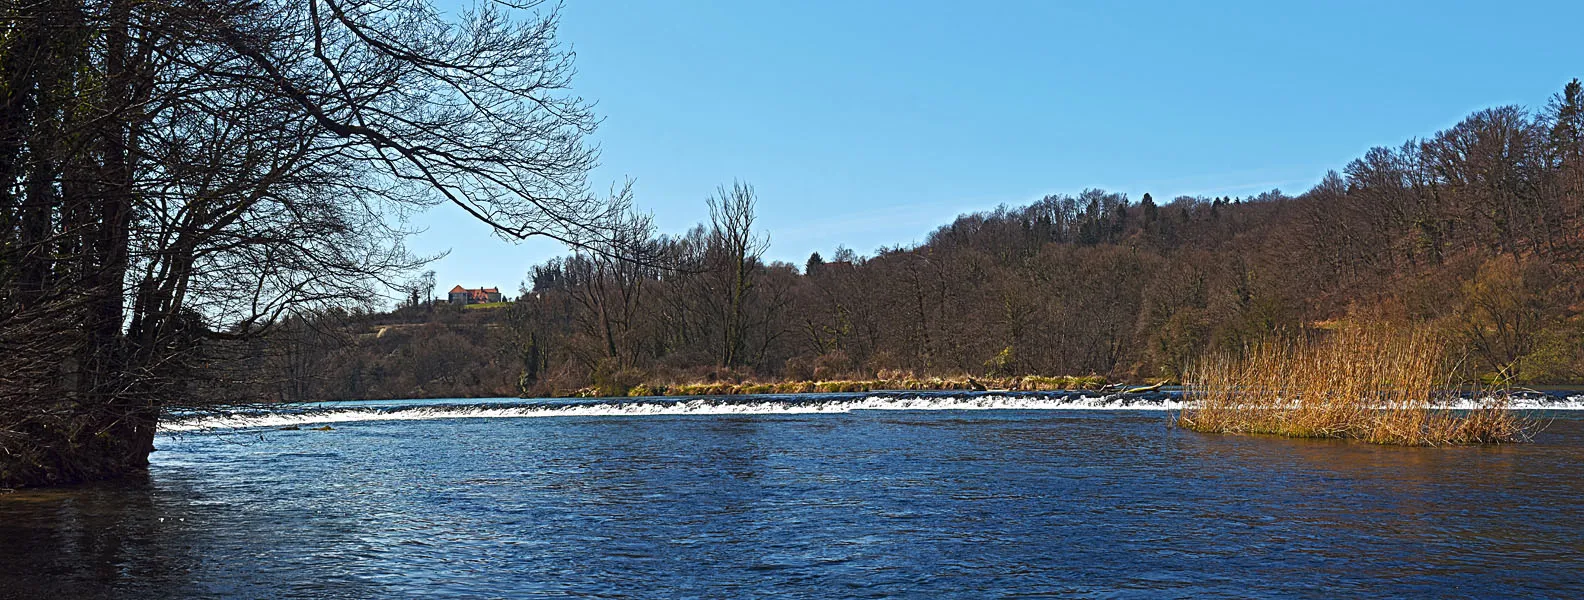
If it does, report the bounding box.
[245,79,1584,401]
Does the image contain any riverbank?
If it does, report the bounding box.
[561,374,1127,398]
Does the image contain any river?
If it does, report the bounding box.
[2,392,1582,598]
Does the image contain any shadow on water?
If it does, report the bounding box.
[0,475,196,600]
[0,470,391,599]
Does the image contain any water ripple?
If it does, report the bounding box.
[2,405,1582,598]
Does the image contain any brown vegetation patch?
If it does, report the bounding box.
[562,374,1111,398]
[1176,323,1534,446]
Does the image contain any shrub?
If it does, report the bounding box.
[984,346,1016,376]
[590,362,647,397]
[783,355,815,381]
[813,350,852,381]
[876,368,913,382]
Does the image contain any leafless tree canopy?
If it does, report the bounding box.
[0,0,612,486]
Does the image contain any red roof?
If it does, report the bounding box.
[450,285,501,301]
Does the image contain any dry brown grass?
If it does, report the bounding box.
[1177,323,1533,445]
[565,374,1111,398]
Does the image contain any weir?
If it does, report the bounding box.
[158,391,1584,433]
[162,392,1180,432]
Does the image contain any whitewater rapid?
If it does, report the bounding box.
[159,394,1185,432]
[157,391,1584,433]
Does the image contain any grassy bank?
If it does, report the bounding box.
[1176,324,1533,446]
[561,374,1111,398]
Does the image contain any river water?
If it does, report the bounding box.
[2,392,1583,598]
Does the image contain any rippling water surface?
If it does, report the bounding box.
[3,393,1583,598]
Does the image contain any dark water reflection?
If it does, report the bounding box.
[3,409,1583,598]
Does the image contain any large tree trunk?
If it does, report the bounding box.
[80,0,159,487]
[0,0,157,488]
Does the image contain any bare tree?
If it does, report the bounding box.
[0,0,615,487]
[705,182,769,368]
[401,270,438,310]
[561,185,659,368]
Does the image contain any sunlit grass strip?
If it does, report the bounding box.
[585,374,1109,398]
[1176,325,1533,446]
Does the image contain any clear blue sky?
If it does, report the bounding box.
[412,0,1584,300]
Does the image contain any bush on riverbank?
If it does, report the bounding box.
[1176,323,1532,445]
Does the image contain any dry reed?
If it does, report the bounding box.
[1176,324,1533,445]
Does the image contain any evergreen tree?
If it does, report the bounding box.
[1548,78,1584,152]
[1141,192,1159,224]
[806,251,826,275]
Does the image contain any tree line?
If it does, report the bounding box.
[255,78,1584,401]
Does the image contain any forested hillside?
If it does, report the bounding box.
[252,80,1584,401]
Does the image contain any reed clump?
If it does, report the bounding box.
[1177,323,1533,445]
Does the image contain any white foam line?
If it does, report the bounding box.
[1445,396,1584,410]
[158,394,1584,433]
[159,395,1180,432]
